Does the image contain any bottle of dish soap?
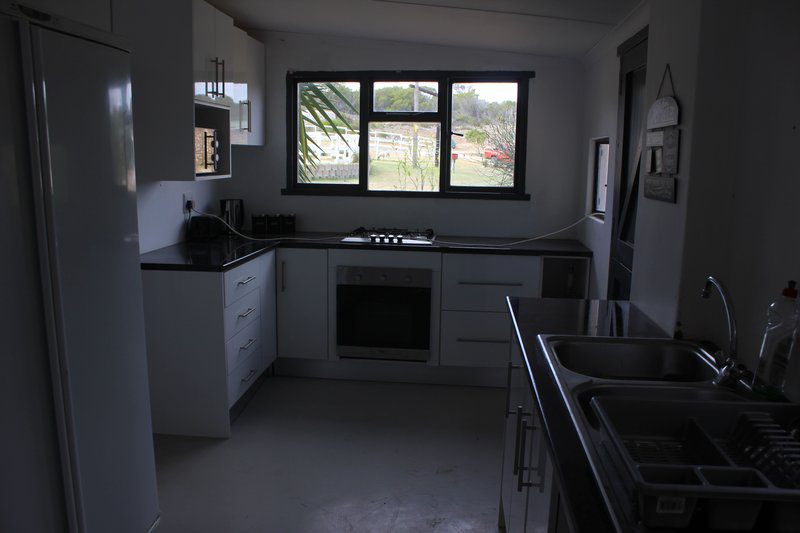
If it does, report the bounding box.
[753,280,799,398]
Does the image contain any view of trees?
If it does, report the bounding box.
[297,80,517,188]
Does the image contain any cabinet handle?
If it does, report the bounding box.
[237,276,256,286]
[513,405,529,475]
[457,281,524,287]
[245,100,252,132]
[505,362,520,418]
[238,100,252,132]
[239,338,256,351]
[518,419,537,492]
[241,369,256,383]
[281,261,286,292]
[457,337,510,344]
[238,307,256,319]
[209,57,220,97]
[220,58,226,98]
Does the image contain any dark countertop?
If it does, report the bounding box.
[140,233,591,272]
[507,298,666,533]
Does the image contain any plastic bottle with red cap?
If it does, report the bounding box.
[753,280,800,398]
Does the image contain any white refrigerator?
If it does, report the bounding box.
[0,6,159,533]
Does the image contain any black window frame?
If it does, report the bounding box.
[591,137,610,218]
[284,70,534,200]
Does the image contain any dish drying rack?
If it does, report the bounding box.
[592,398,800,531]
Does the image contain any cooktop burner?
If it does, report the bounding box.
[341,227,435,245]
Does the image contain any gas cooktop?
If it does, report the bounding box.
[341,227,435,245]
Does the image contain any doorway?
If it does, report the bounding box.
[608,28,648,300]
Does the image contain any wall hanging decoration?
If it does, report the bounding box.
[643,64,680,203]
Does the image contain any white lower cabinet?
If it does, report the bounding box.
[142,250,276,438]
[277,248,328,359]
[501,338,555,532]
[440,311,511,367]
[440,253,541,368]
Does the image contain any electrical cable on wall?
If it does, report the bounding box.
[191,207,588,246]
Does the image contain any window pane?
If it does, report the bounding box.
[594,141,609,213]
[297,81,360,184]
[368,122,440,192]
[450,82,518,187]
[373,82,438,112]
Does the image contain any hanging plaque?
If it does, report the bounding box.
[647,96,680,129]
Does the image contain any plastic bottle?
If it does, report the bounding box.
[752,280,800,398]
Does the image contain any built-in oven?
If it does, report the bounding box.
[336,265,432,362]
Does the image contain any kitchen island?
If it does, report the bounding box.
[504,298,665,533]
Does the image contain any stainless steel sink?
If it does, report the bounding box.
[573,384,748,429]
[549,337,719,382]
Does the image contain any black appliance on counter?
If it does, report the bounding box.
[220,199,244,233]
[252,213,296,235]
[187,215,223,241]
[336,265,432,362]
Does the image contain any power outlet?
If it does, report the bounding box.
[182,193,194,214]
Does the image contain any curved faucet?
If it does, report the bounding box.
[701,276,743,386]
[701,276,738,362]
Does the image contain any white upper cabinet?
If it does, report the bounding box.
[193,0,234,107]
[229,27,266,146]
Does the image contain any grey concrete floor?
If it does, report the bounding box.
[154,376,505,533]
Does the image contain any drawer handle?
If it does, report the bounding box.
[239,338,256,351]
[237,276,256,286]
[238,307,256,319]
[241,369,256,383]
[457,337,510,344]
[457,281,524,287]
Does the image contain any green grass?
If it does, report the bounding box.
[367,159,512,191]
[302,159,513,189]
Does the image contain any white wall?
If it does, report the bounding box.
[577,2,650,298]
[676,0,800,367]
[136,180,218,253]
[628,0,703,332]
[217,31,587,238]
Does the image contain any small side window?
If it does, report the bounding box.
[592,138,610,216]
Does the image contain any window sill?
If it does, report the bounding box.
[281,188,531,201]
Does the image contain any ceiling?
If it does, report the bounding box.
[209,0,641,57]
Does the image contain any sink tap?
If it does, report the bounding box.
[701,276,742,386]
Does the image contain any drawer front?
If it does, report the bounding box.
[440,311,511,367]
[225,319,260,374]
[442,254,541,312]
[224,258,262,306]
[227,348,266,408]
[224,288,260,340]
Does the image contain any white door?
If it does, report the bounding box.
[192,0,217,101]
[277,249,328,359]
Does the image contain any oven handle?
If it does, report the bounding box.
[457,281,524,287]
[457,337,510,344]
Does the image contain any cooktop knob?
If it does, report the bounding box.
[379,234,386,243]
[396,235,403,244]
[370,234,378,243]
[387,234,395,243]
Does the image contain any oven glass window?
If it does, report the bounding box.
[337,285,431,352]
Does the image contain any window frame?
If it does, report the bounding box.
[285,70,534,200]
[590,137,611,218]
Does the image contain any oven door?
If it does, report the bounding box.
[336,266,432,362]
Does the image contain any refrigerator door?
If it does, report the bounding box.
[27,23,159,532]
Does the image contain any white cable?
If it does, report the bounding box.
[432,215,589,248]
[191,207,588,247]
[190,207,344,242]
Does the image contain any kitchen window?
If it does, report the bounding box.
[591,138,610,217]
[285,71,534,200]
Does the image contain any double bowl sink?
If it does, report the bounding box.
[541,336,748,430]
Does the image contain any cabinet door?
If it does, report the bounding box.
[213,7,235,107]
[258,251,277,366]
[277,249,328,359]
[241,33,265,146]
[501,334,531,531]
[523,410,555,533]
[192,0,217,101]
[228,27,248,145]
